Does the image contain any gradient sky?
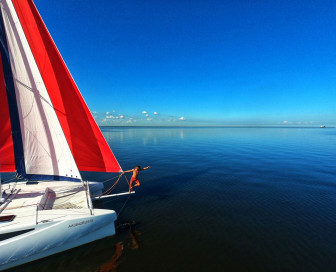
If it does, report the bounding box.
[34,0,336,126]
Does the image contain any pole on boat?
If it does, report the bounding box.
[85,180,94,215]
[36,205,38,224]
[92,191,135,201]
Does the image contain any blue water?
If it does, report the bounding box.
[12,127,336,272]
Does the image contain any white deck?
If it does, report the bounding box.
[0,181,90,232]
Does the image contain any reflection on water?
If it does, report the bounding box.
[98,242,123,272]
[7,127,336,271]
[117,221,142,250]
[98,221,141,272]
[96,222,142,272]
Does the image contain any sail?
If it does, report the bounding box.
[0,0,121,177]
[11,0,121,173]
[0,54,15,172]
[0,0,81,181]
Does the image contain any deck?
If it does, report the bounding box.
[0,181,90,232]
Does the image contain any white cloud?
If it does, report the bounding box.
[142,111,147,114]
[283,121,288,124]
[120,115,124,119]
[179,117,186,121]
[153,112,158,115]
[106,112,110,114]
[145,114,149,117]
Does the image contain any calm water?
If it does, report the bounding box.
[9,127,336,272]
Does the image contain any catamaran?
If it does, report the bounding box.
[0,0,127,269]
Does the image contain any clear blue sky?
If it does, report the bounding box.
[34,0,336,126]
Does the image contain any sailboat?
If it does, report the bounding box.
[0,0,126,269]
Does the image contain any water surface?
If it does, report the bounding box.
[11,127,336,272]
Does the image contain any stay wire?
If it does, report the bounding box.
[117,193,131,217]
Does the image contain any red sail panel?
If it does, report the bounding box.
[0,54,15,172]
[12,0,121,172]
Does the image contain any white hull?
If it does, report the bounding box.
[0,209,117,270]
[0,182,117,270]
[88,181,104,196]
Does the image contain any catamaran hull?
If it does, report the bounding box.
[0,209,117,270]
[88,181,104,196]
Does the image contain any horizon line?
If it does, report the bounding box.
[99,125,335,129]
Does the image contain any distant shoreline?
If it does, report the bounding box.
[99,125,335,129]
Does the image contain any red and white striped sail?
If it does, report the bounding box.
[0,55,15,172]
[0,0,121,180]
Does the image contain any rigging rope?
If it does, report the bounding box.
[89,170,134,217]
[89,168,134,197]
[88,173,123,197]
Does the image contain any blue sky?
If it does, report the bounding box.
[35,0,336,126]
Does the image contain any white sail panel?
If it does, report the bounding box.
[0,0,81,180]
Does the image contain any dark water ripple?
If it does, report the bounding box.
[9,127,336,272]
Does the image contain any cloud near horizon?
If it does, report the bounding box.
[93,110,190,125]
[94,110,329,127]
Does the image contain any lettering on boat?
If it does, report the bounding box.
[68,219,93,228]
